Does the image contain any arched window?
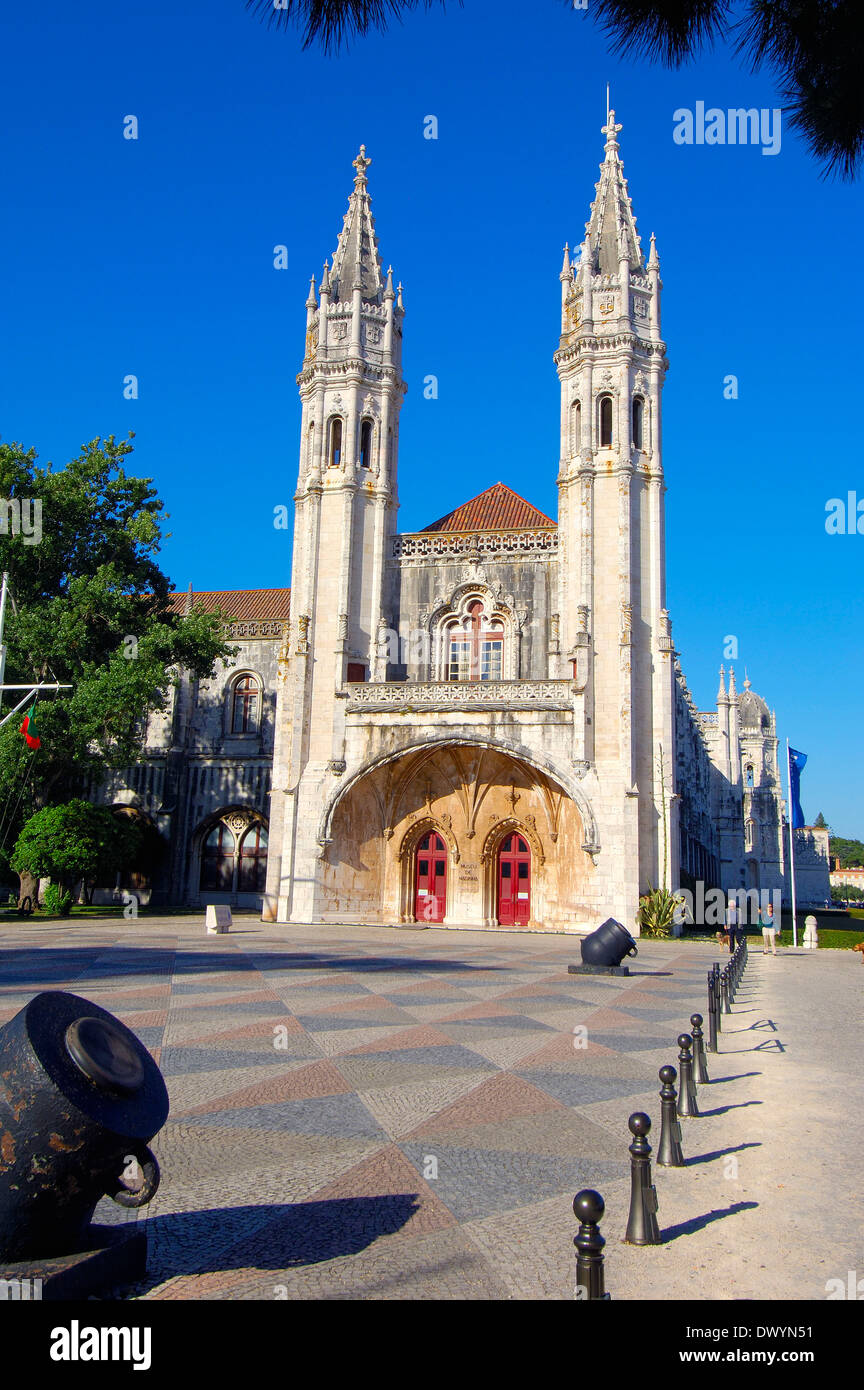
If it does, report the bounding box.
[238,824,269,893]
[307,421,315,469]
[359,419,373,468]
[447,600,504,681]
[599,395,613,448]
[571,400,582,455]
[328,416,343,467]
[231,675,261,735]
[745,764,755,790]
[632,396,644,451]
[200,824,235,891]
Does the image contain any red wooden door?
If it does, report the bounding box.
[415,832,447,922]
[497,834,531,926]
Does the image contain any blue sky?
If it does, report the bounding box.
[1,1,861,833]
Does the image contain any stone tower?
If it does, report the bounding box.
[263,147,406,922]
[554,111,677,904]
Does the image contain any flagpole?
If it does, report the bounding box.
[786,738,799,948]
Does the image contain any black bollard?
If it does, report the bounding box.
[656,1065,685,1167]
[690,1013,710,1083]
[573,1189,611,1300]
[676,1033,699,1117]
[624,1113,662,1245]
[706,973,718,1053]
[724,967,732,1013]
[713,963,723,1032]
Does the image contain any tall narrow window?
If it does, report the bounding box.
[200,824,235,891]
[328,417,343,467]
[447,601,504,681]
[359,418,373,468]
[571,400,582,455]
[632,397,644,451]
[745,764,755,790]
[238,824,269,893]
[231,675,260,734]
[599,395,613,448]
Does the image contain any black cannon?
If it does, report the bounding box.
[0,990,169,1285]
[581,917,639,968]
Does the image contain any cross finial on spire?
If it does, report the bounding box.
[602,109,622,149]
[353,144,371,185]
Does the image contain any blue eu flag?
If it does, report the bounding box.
[789,748,807,829]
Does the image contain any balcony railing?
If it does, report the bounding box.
[345,679,575,712]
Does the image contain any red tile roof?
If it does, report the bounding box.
[420,482,556,533]
[167,588,291,622]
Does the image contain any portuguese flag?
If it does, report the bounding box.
[20,703,40,750]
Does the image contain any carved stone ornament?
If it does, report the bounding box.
[328,759,346,775]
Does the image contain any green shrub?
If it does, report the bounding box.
[41,883,73,917]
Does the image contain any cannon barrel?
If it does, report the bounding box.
[580,917,639,968]
[0,990,169,1263]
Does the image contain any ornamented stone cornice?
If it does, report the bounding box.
[345,679,574,712]
[391,529,559,563]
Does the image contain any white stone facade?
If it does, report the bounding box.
[98,118,828,930]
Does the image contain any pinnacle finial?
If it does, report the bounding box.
[560,243,571,278]
[718,664,727,700]
[306,274,317,308]
[602,108,622,149]
[648,233,660,270]
[353,144,371,185]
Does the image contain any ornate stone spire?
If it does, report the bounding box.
[584,109,643,276]
[329,145,386,305]
[718,664,727,700]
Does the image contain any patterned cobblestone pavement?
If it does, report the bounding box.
[1,919,859,1301]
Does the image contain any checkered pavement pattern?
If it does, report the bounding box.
[0,921,719,1299]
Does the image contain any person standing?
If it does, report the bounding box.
[760,900,778,955]
[726,897,741,954]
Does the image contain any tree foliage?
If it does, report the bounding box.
[830,836,864,867]
[11,800,142,894]
[0,435,236,850]
[249,0,864,179]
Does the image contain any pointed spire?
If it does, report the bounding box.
[329,146,386,305]
[384,264,395,300]
[306,275,317,309]
[560,243,571,278]
[648,233,660,270]
[396,280,404,311]
[743,668,751,691]
[718,664,727,700]
[320,259,331,294]
[728,666,738,697]
[585,108,643,276]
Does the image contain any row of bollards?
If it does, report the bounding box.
[706,934,747,1052]
[574,938,750,1296]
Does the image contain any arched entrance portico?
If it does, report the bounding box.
[316,739,596,930]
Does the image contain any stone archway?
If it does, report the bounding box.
[317,740,596,930]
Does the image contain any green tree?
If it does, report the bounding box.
[250,1,864,179]
[11,800,142,903]
[813,811,828,828]
[0,436,236,891]
[829,836,864,867]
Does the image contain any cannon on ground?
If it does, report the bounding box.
[569,917,639,976]
[0,990,169,1298]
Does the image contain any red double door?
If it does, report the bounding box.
[414,832,447,923]
[498,833,531,926]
